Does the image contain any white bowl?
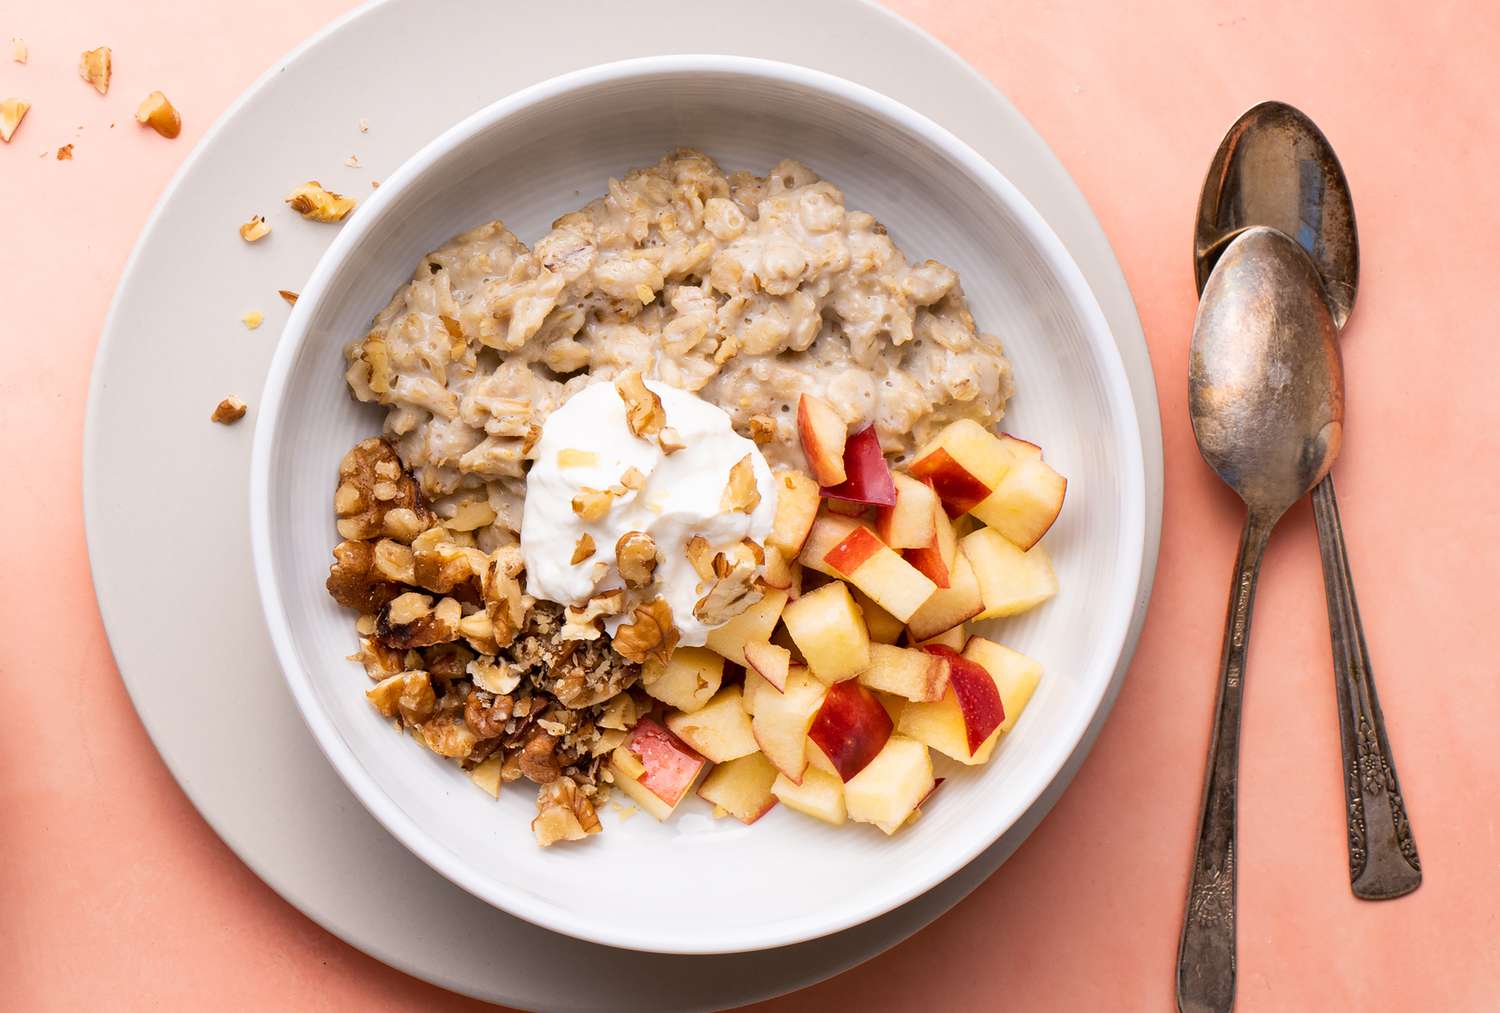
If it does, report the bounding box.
[251,55,1146,955]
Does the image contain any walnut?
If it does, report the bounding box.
[570,533,595,565]
[350,636,408,681]
[78,47,111,95]
[614,370,664,438]
[685,535,715,581]
[134,91,181,139]
[210,396,247,424]
[366,670,434,722]
[618,467,647,492]
[335,439,434,540]
[0,98,29,143]
[421,641,474,683]
[721,454,761,514]
[55,144,73,161]
[467,655,521,695]
[532,777,600,846]
[597,693,639,731]
[483,546,531,648]
[694,545,763,626]
[519,729,562,783]
[326,540,403,613]
[561,589,626,641]
[464,691,513,739]
[239,215,271,242]
[571,487,615,522]
[410,527,486,596]
[457,611,498,654]
[615,531,658,587]
[747,414,777,444]
[375,593,461,648]
[285,180,356,222]
[612,598,678,665]
[420,710,479,758]
[278,289,298,305]
[657,427,686,455]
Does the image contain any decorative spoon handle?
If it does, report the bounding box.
[1311,474,1421,899]
[1177,515,1271,1013]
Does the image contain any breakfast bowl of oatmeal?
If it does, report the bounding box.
[250,56,1145,953]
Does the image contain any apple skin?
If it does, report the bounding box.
[796,394,848,486]
[908,446,992,517]
[823,525,884,575]
[821,426,897,506]
[920,645,1004,753]
[807,679,894,781]
[626,718,706,807]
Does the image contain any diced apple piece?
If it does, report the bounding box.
[876,472,939,549]
[852,588,904,644]
[761,547,796,590]
[806,739,840,777]
[877,776,944,834]
[903,494,959,588]
[930,646,1005,753]
[743,640,791,692]
[704,589,788,666]
[821,425,896,506]
[872,689,906,726]
[807,680,894,781]
[961,528,1059,619]
[821,525,937,623]
[798,514,865,577]
[772,766,847,825]
[859,642,950,703]
[696,751,780,824]
[797,394,848,486]
[905,550,984,642]
[971,457,1067,549]
[907,419,1015,517]
[895,648,1006,764]
[912,623,967,652]
[962,637,1043,737]
[611,767,676,821]
[642,646,724,713]
[781,581,871,684]
[469,755,504,798]
[750,668,827,782]
[609,719,706,819]
[666,685,758,763]
[768,469,821,557]
[844,736,934,832]
[998,433,1043,461]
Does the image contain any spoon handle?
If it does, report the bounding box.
[1311,474,1422,899]
[1177,514,1271,1013]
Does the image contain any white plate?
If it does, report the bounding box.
[85,0,1162,1006]
[252,55,1146,955]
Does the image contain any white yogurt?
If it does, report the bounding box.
[521,379,777,646]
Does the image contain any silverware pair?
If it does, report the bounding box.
[1176,102,1421,1013]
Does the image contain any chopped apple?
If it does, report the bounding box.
[609,719,706,819]
[696,751,780,824]
[761,546,796,590]
[750,668,827,781]
[780,581,871,684]
[858,642,950,703]
[821,525,937,623]
[970,456,1067,550]
[641,646,724,713]
[960,528,1059,619]
[877,472,939,549]
[844,735,934,832]
[742,666,799,717]
[896,649,1006,764]
[872,689,906,726]
[767,469,821,557]
[903,494,959,588]
[962,637,1043,737]
[821,425,897,506]
[807,679,894,780]
[743,640,792,692]
[798,514,866,577]
[907,419,1015,517]
[797,393,848,486]
[771,766,847,825]
[666,685,759,763]
[704,589,788,666]
[852,587,904,644]
[904,550,983,642]
[912,622,967,652]
[998,433,1043,461]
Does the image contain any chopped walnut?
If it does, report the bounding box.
[420,710,479,758]
[0,98,29,143]
[326,540,403,613]
[694,544,763,626]
[467,655,521,695]
[334,438,433,541]
[457,611,499,654]
[366,670,435,723]
[657,427,686,455]
[571,533,596,565]
[615,370,664,438]
[79,47,111,95]
[519,728,562,784]
[375,593,462,649]
[210,396,247,424]
[240,215,271,242]
[561,589,626,641]
[482,545,530,648]
[721,454,761,513]
[285,180,356,222]
[747,414,777,444]
[464,690,514,739]
[371,539,416,584]
[685,535,715,581]
[532,777,600,846]
[615,531,658,587]
[380,507,426,543]
[344,153,360,168]
[597,693,639,732]
[135,91,181,139]
[612,598,678,665]
[571,486,615,522]
[55,144,73,161]
[278,289,298,305]
[350,635,408,681]
[619,466,646,491]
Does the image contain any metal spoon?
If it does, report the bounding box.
[1178,226,1343,1013]
[1196,101,1421,901]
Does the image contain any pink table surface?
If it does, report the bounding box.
[4,1,1498,1009]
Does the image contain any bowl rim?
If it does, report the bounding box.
[250,53,1147,954]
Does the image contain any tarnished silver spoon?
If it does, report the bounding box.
[1177,226,1343,1013]
[1197,100,1421,902]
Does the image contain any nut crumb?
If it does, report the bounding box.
[55,144,73,161]
[615,531,658,587]
[240,215,271,242]
[614,370,664,438]
[78,47,111,95]
[570,533,595,564]
[285,180,356,222]
[657,426,685,455]
[1,99,30,144]
[11,38,26,63]
[747,414,776,444]
[242,310,263,330]
[571,487,614,522]
[344,154,360,168]
[135,91,181,139]
[358,118,369,132]
[720,454,760,513]
[278,289,298,305]
[370,180,380,189]
[211,396,247,424]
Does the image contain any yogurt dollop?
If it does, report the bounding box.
[521,379,777,646]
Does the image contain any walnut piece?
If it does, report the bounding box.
[694,544,764,626]
[571,533,596,565]
[519,729,562,783]
[326,540,403,613]
[721,454,761,513]
[532,777,600,846]
[278,289,299,305]
[375,593,462,648]
[612,598,679,665]
[618,466,646,492]
[334,438,433,541]
[285,180,356,222]
[467,655,521,695]
[55,144,73,161]
[571,487,614,522]
[464,691,513,739]
[615,370,664,438]
[561,589,626,641]
[366,670,434,722]
[135,91,181,139]
[657,427,686,455]
[239,215,271,242]
[0,98,29,143]
[482,545,531,648]
[615,531,658,587]
[210,396,247,424]
[78,47,111,95]
[747,414,777,444]
[685,535,715,581]
[420,711,479,758]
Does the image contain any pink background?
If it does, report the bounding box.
[4,1,1498,1009]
